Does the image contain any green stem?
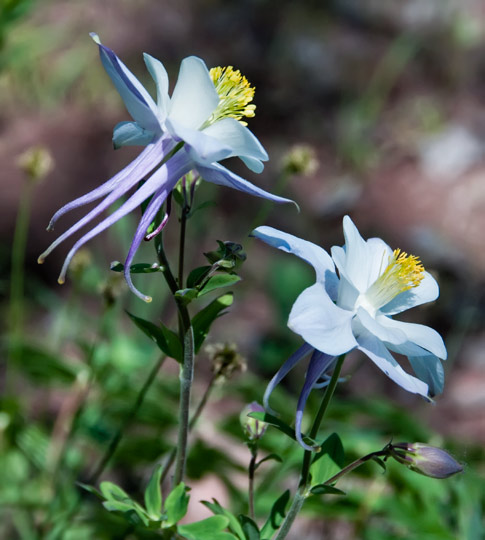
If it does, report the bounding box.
[248,445,258,519]
[274,354,346,540]
[324,449,387,487]
[89,354,166,483]
[300,354,346,488]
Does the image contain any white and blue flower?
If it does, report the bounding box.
[253,216,447,450]
[39,34,294,301]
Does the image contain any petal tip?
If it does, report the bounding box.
[37,256,44,264]
[57,277,65,285]
[89,32,101,44]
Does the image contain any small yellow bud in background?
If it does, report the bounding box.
[282,144,319,176]
[205,342,247,381]
[17,146,54,185]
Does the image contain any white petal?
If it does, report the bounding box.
[166,118,232,165]
[288,283,357,356]
[169,56,219,130]
[365,237,392,288]
[112,121,155,148]
[355,308,408,345]
[380,271,439,315]
[341,215,372,292]
[202,118,268,166]
[251,227,339,298]
[376,315,447,359]
[356,331,429,397]
[143,53,170,121]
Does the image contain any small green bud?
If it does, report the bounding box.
[17,145,54,184]
[240,402,267,440]
[390,442,463,479]
[282,144,319,176]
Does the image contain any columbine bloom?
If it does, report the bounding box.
[253,216,447,450]
[39,34,293,301]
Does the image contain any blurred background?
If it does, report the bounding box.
[1,0,485,538]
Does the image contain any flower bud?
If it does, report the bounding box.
[205,343,247,381]
[390,442,463,479]
[17,146,54,184]
[282,144,319,176]
[240,402,267,440]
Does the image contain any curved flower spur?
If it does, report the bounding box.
[39,34,294,301]
[252,216,447,450]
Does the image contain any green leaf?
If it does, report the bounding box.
[187,266,212,288]
[309,433,345,488]
[260,490,290,539]
[127,311,182,362]
[110,261,162,274]
[144,464,163,519]
[178,516,236,540]
[198,274,241,297]
[202,499,245,540]
[77,482,103,500]
[175,288,199,305]
[239,515,260,540]
[164,483,189,527]
[100,481,131,502]
[248,412,318,447]
[255,453,282,470]
[102,500,150,527]
[309,484,346,496]
[192,293,234,353]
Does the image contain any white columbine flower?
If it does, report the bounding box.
[39,34,294,301]
[253,216,446,450]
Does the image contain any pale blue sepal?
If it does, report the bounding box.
[198,162,297,206]
[113,121,156,148]
[380,271,440,315]
[143,53,170,121]
[240,156,265,173]
[356,330,430,397]
[91,33,160,133]
[169,56,219,130]
[376,315,447,359]
[289,283,357,356]
[263,343,313,414]
[409,355,445,397]
[202,118,268,171]
[251,226,338,299]
[295,350,336,451]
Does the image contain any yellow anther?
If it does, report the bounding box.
[364,248,425,310]
[209,66,256,126]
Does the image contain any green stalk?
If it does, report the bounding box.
[274,354,346,540]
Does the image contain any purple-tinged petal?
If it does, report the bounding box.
[263,343,313,414]
[91,34,160,132]
[123,186,169,302]
[380,271,440,316]
[144,193,172,241]
[356,330,429,397]
[251,226,338,299]
[295,350,336,451]
[289,283,357,356]
[55,151,192,283]
[169,56,219,130]
[198,162,297,207]
[113,121,156,148]
[409,355,445,397]
[46,138,168,232]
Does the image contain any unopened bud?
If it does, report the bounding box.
[17,146,54,184]
[390,443,463,479]
[205,343,247,381]
[240,402,267,440]
[282,144,319,176]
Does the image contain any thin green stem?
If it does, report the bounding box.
[178,203,188,288]
[324,449,388,487]
[248,445,258,519]
[89,354,166,483]
[275,354,346,540]
[300,354,346,488]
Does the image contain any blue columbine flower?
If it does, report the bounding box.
[39,34,294,301]
[253,216,447,450]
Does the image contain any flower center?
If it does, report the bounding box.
[208,66,256,126]
[362,248,425,311]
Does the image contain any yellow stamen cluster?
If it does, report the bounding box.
[366,248,425,309]
[209,66,256,126]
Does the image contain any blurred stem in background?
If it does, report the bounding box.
[7,146,53,393]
